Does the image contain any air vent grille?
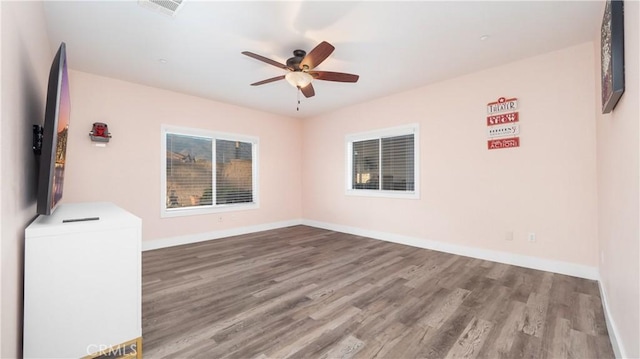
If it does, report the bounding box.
[138,0,184,17]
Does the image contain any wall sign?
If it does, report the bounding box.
[487,124,520,138]
[487,112,519,126]
[487,97,518,115]
[486,97,520,150]
[488,137,520,149]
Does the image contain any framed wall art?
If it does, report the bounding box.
[601,0,625,114]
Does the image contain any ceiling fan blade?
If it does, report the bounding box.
[250,75,285,86]
[310,71,359,83]
[300,83,315,98]
[300,41,335,70]
[242,51,291,70]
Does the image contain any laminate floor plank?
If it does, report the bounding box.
[318,334,365,359]
[142,225,614,358]
[445,316,493,359]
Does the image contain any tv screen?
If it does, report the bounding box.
[36,43,70,215]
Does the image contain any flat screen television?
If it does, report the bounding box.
[36,42,70,215]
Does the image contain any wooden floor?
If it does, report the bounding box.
[142,226,613,359]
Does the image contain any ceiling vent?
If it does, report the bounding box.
[138,0,185,17]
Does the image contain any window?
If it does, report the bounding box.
[346,124,419,198]
[161,126,259,217]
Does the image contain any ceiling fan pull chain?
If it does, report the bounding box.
[297,87,301,111]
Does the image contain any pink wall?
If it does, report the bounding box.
[3,3,635,357]
[63,71,302,242]
[594,1,640,356]
[302,42,599,268]
[0,2,52,357]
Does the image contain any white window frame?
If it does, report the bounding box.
[160,125,260,218]
[345,124,419,199]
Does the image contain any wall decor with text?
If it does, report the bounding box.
[487,97,520,150]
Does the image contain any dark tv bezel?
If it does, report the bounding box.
[36,42,68,216]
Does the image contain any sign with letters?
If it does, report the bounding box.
[486,97,520,150]
[488,137,520,149]
[487,112,519,126]
[487,97,518,114]
[487,124,520,138]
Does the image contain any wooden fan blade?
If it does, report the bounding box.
[250,75,285,86]
[300,41,335,70]
[310,71,359,83]
[300,83,315,98]
[242,51,291,70]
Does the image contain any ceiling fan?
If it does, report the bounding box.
[242,41,359,99]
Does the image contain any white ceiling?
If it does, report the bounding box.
[42,1,603,119]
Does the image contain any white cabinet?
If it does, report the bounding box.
[24,202,141,358]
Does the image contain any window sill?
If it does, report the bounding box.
[345,189,419,199]
[161,202,259,218]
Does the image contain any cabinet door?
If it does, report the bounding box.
[24,227,140,358]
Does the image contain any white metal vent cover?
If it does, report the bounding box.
[138,0,185,17]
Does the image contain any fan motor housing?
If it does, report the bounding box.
[286,50,307,70]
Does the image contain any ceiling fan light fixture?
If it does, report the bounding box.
[285,71,313,89]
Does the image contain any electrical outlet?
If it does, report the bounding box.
[505,231,514,241]
[528,232,536,242]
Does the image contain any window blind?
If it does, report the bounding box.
[216,139,253,204]
[166,134,213,208]
[381,134,414,191]
[352,139,380,190]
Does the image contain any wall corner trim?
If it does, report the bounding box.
[598,279,627,359]
[301,219,599,280]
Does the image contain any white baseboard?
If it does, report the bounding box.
[142,219,303,251]
[145,218,599,279]
[301,219,599,280]
[598,279,627,358]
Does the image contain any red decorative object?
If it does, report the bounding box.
[488,137,520,150]
[89,122,111,143]
[487,112,519,126]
